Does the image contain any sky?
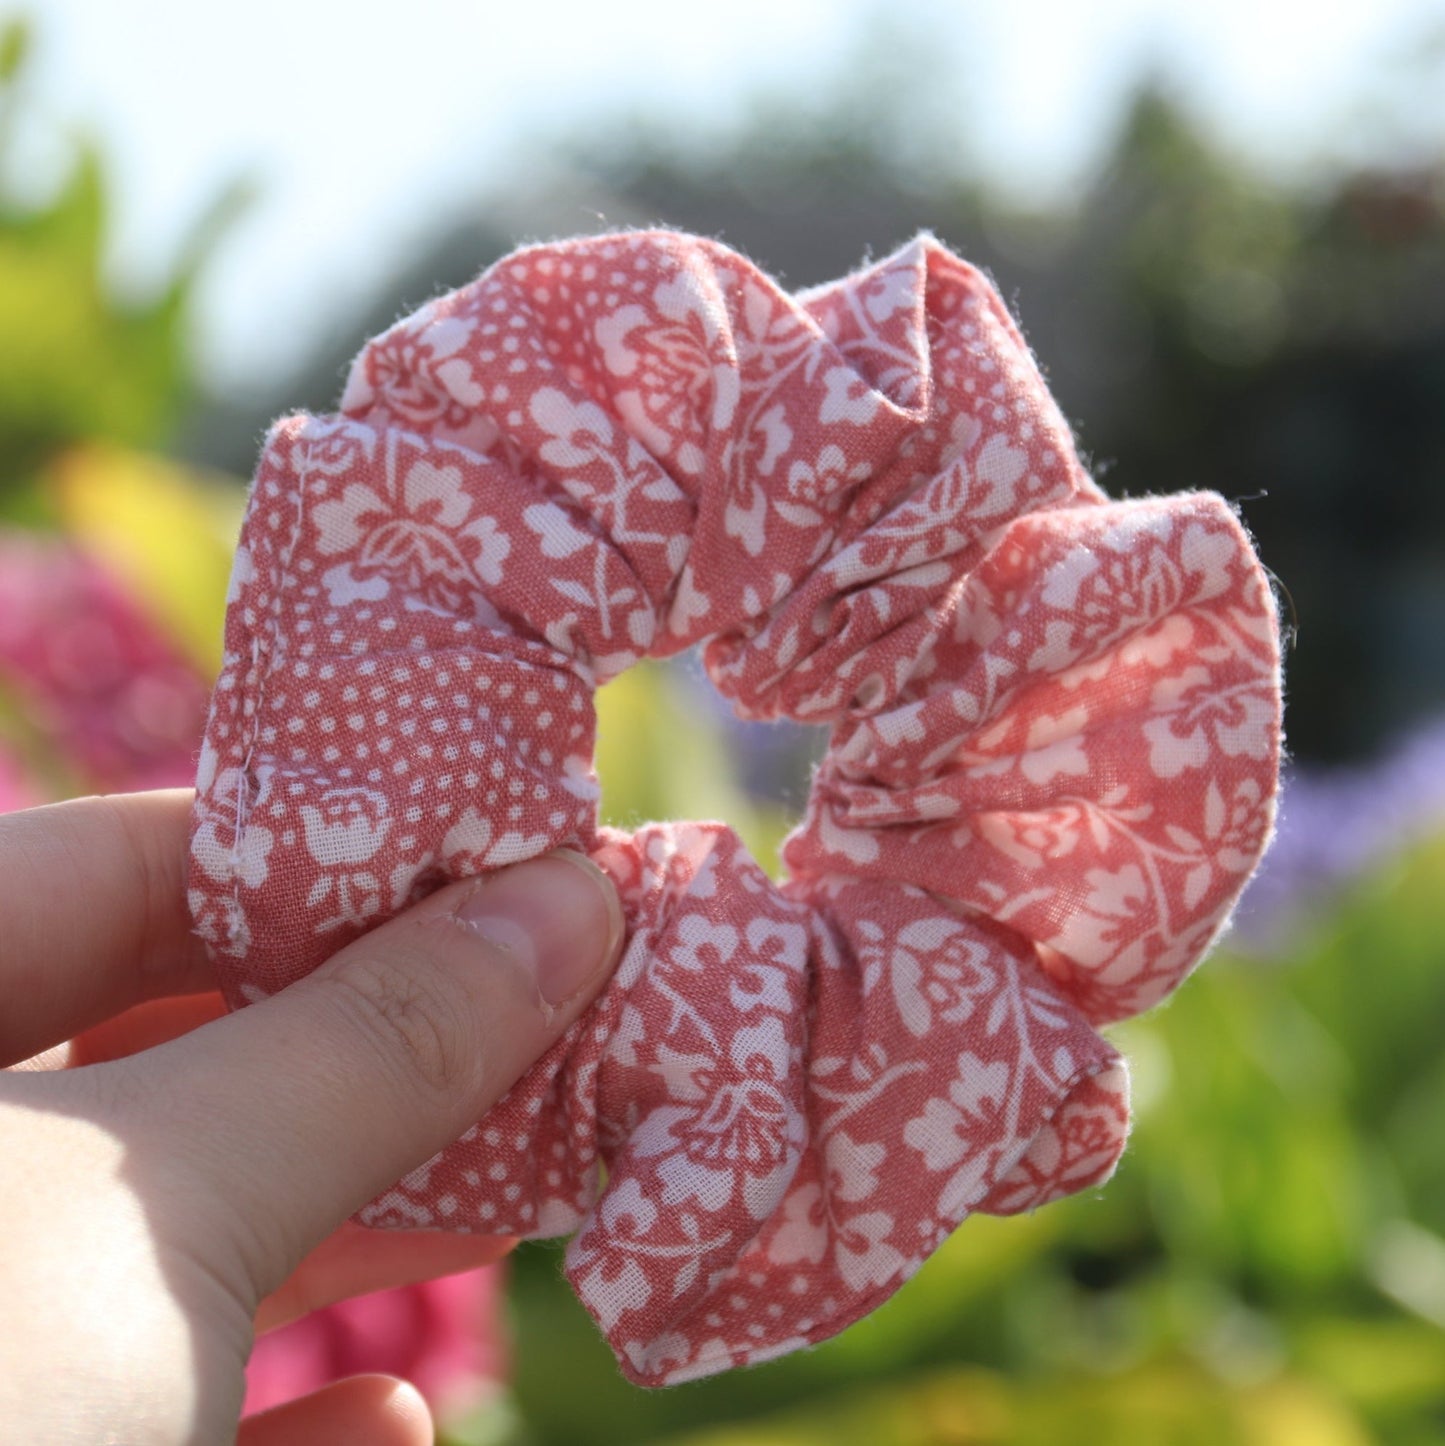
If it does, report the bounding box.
[18,0,1445,394]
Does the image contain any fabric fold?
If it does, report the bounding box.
[189,229,1282,1386]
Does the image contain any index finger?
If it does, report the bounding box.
[0,790,213,1067]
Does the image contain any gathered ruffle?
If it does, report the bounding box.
[189,230,1281,1385]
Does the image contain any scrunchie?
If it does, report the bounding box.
[189,230,1282,1387]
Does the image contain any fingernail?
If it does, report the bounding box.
[452,850,625,1009]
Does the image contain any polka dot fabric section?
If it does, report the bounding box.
[188,231,1283,1386]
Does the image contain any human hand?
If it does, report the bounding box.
[0,790,624,1444]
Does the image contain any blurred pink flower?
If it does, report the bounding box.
[0,533,208,791]
[0,743,38,813]
[243,1266,509,1420]
[0,531,513,1419]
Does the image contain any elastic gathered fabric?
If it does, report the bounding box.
[189,231,1282,1387]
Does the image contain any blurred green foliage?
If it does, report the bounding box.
[0,16,246,510]
[592,661,794,876]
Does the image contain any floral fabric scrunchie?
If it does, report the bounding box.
[189,230,1282,1387]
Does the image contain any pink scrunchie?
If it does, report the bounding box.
[189,231,1282,1386]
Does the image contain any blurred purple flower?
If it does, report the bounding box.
[1231,714,1445,951]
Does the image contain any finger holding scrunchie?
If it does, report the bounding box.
[189,230,1281,1386]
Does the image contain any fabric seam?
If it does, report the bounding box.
[229,423,310,946]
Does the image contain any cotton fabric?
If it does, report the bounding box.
[189,230,1282,1386]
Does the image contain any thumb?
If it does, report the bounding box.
[134,850,624,1300]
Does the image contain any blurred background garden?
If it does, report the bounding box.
[2,1,1443,1440]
